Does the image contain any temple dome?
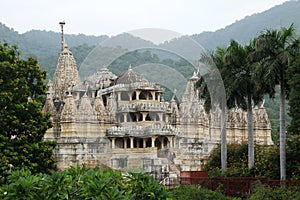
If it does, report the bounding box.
[115,65,148,85]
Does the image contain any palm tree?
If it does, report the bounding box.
[254,24,299,180]
[223,40,264,168]
[197,48,227,173]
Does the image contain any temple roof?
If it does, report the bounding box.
[86,67,117,85]
[114,65,148,85]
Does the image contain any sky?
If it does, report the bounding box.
[0,0,290,37]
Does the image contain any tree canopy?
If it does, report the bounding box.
[0,43,56,184]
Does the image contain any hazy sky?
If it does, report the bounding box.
[1,0,289,36]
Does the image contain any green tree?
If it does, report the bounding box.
[0,43,56,183]
[223,40,265,168]
[286,49,300,180]
[254,24,299,180]
[287,50,300,135]
[197,48,228,173]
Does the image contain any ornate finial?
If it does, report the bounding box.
[59,21,65,50]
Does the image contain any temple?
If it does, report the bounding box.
[43,43,272,177]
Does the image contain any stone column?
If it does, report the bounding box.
[130,137,134,148]
[135,113,139,122]
[111,138,115,149]
[142,112,146,121]
[136,91,141,100]
[151,136,157,148]
[117,92,121,101]
[167,136,173,148]
[123,113,127,122]
[158,113,163,121]
[165,114,169,123]
[150,91,155,100]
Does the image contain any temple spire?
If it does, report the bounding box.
[59,21,65,50]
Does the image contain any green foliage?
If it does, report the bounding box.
[0,43,56,184]
[0,169,47,200]
[205,144,273,178]
[286,135,300,179]
[0,166,168,200]
[205,142,300,180]
[249,184,300,200]
[169,184,238,200]
[123,170,168,200]
[287,51,300,135]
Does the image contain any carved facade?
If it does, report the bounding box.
[44,44,273,175]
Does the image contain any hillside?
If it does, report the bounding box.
[191,0,300,50]
[1,1,300,78]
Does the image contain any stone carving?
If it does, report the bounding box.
[44,43,273,172]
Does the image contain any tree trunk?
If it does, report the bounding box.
[221,106,227,173]
[247,95,254,168]
[280,81,286,181]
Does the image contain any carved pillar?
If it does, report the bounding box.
[130,137,134,148]
[136,91,141,100]
[165,114,169,123]
[158,113,163,121]
[150,91,155,100]
[151,136,157,148]
[123,113,127,122]
[142,112,146,121]
[135,113,139,122]
[111,138,115,149]
[128,92,132,101]
[117,92,121,101]
[167,136,173,148]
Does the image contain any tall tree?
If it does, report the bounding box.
[0,43,56,183]
[197,48,228,173]
[223,40,265,168]
[254,24,299,180]
[287,50,300,135]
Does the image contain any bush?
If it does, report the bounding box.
[169,184,240,200]
[0,166,169,200]
[249,184,300,200]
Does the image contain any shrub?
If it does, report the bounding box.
[169,184,240,200]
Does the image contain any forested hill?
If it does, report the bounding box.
[191,0,300,50]
[0,0,300,78]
